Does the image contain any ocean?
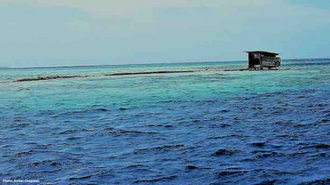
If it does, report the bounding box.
[0,59,330,184]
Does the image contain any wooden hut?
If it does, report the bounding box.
[246,51,281,70]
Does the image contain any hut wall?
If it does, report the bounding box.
[248,53,261,68]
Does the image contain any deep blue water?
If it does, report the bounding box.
[0,60,330,184]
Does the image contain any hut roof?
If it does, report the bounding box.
[246,51,279,56]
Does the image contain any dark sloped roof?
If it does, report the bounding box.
[246,51,279,55]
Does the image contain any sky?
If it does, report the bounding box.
[0,0,330,67]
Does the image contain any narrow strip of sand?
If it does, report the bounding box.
[6,68,276,83]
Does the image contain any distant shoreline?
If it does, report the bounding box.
[2,68,295,84]
[1,57,330,69]
[1,58,329,84]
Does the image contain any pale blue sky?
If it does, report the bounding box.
[0,0,329,67]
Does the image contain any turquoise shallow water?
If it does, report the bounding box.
[0,60,330,184]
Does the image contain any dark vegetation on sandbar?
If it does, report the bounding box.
[7,68,274,83]
[105,70,194,76]
[15,75,85,82]
[12,71,196,83]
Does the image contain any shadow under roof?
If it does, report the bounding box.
[246,51,280,55]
